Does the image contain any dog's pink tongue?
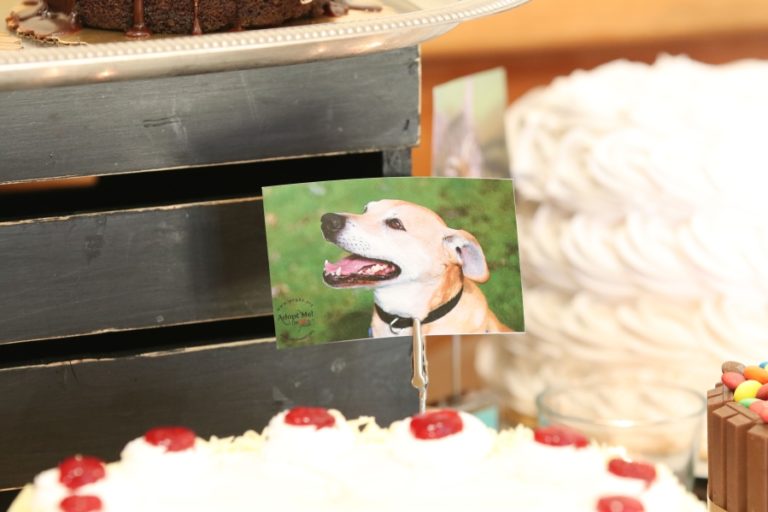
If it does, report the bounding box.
[324,255,376,275]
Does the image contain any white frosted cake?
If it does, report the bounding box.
[10,407,702,512]
[477,55,768,418]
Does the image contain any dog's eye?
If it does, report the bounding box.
[385,218,406,231]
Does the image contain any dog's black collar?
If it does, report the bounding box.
[375,286,464,332]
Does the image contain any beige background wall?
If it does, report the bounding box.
[416,0,768,178]
[425,0,768,56]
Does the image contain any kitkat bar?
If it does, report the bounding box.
[724,403,759,512]
[707,385,727,503]
[708,361,768,512]
[710,403,739,507]
[708,383,733,410]
[746,424,768,512]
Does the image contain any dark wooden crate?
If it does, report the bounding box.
[0,199,270,345]
[0,47,421,494]
[0,47,420,183]
[0,334,415,490]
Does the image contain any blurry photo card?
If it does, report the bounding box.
[432,67,509,178]
[263,177,523,348]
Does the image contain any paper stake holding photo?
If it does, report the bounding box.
[263,177,523,348]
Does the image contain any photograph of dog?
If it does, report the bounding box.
[263,177,522,348]
[321,199,511,336]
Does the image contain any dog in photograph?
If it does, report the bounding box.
[320,199,511,336]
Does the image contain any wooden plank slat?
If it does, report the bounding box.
[0,146,412,345]
[0,198,271,345]
[0,47,419,184]
[0,335,416,490]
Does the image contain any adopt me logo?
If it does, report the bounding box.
[276,297,315,342]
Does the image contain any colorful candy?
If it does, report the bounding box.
[722,361,746,374]
[739,398,759,408]
[748,400,767,415]
[744,366,768,384]
[721,362,768,425]
[734,380,763,402]
[722,371,746,390]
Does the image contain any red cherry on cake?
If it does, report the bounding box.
[596,496,645,512]
[409,409,464,440]
[607,458,657,485]
[284,407,336,429]
[60,495,103,512]
[58,455,106,490]
[144,426,196,452]
[533,425,589,448]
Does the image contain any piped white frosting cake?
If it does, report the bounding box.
[11,407,702,512]
[477,55,768,418]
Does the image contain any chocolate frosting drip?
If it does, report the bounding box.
[192,0,202,35]
[125,0,150,38]
[231,8,242,32]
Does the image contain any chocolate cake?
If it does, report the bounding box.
[7,0,350,40]
[707,362,768,512]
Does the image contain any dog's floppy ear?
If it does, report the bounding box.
[443,229,489,283]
